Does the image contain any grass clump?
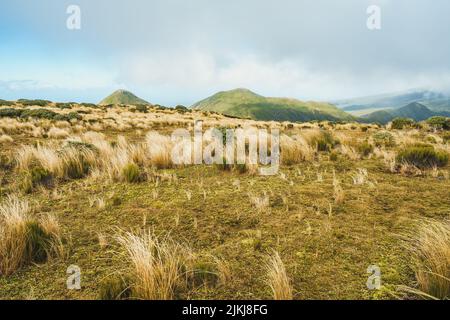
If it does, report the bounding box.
[396,144,448,169]
[405,219,450,299]
[24,221,53,263]
[357,141,374,158]
[311,131,338,152]
[372,131,395,147]
[0,196,62,275]
[265,251,293,300]
[391,117,415,130]
[116,230,193,300]
[122,163,142,183]
[22,166,53,193]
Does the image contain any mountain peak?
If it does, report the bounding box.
[99,89,150,105]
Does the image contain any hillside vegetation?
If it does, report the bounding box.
[192,89,354,122]
[362,102,450,124]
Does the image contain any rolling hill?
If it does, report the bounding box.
[99,89,150,105]
[192,88,354,122]
[361,102,450,124]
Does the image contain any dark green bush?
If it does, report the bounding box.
[396,144,449,168]
[18,99,52,107]
[22,167,53,193]
[0,108,23,118]
[54,112,81,122]
[391,117,415,130]
[312,131,338,152]
[62,152,91,179]
[55,103,73,109]
[175,105,189,113]
[64,141,97,152]
[427,116,450,130]
[135,104,149,113]
[357,141,374,157]
[25,221,53,263]
[372,131,395,147]
[122,163,142,183]
[0,99,15,106]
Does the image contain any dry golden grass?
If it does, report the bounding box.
[265,251,293,300]
[47,127,70,139]
[0,134,13,143]
[145,132,173,169]
[280,134,315,165]
[406,219,450,299]
[116,230,193,300]
[0,195,30,276]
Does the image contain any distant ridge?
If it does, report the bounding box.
[99,89,150,105]
[192,88,354,122]
[361,102,450,124]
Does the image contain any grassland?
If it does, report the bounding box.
[0,101,449,300]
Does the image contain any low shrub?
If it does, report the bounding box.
[135,104,149,113]
[0,108,23,118]
[122,163,142,183]
[427,116,450,131]
[17,99,51,107]
[391,117,415,130]
[311,131,338,152]
[0,99,15,106]
[396,144,448,169]
[357,141,374,157]
[372,131,395,147]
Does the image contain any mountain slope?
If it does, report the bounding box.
[334,89,450,114]
[192,88,354,122]
[99,89,150,105]
[362,102,450,124]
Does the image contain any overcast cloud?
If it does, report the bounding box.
[1,0,449,105]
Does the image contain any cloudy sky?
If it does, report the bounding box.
[1,0,450,105]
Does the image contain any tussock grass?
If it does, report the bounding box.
[116,230,193,300]
[396,144,448,169]
[0,195,30,275]
[265,251,293,300]
[0,196,65,275]
[406,219,450,299]
[280,135,314,165]
[146,132,173,169]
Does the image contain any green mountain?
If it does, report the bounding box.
[192,88,354,122]
[99,89,150,105]
[361,102,450,124]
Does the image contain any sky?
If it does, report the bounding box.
[1,0,450,106]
